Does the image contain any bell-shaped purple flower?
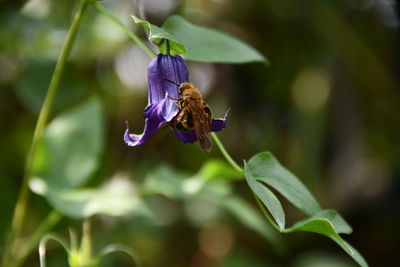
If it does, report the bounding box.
[124,54,227,148]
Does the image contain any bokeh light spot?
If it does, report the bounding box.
[199,223,234,258]
[291,69,331,112]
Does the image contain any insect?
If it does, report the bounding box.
[164,78,213,152]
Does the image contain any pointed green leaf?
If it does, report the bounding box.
[162,15,267,63]
[336,240,368,267]
[131,15,186,55]
[283,210,367,267]
[246,152,321,216]
[308,210,353,234]
[246,170,285,230]
[245,152,367,266]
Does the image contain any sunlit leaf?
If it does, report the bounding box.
[131,15,186,55]
[31,97,104,189]
[140,163,233,200]
[162,15,268,63]
[140,165,188,199]
[44,187,152,219]
[198,159,243,181]
[29,98,151,219]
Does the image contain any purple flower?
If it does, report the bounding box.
[124,54,227,148]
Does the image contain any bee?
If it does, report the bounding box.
[164,78,212,152]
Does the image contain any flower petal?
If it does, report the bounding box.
[173,112,229,144]
[211,111,229,132]
[144,98,179,122]
[147,54,189,103]
[147,54,189,122]
[125,98,177,146]
[173,130,198,144]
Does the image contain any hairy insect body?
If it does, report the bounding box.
[169,82,212,152]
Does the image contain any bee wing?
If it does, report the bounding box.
[187,101,212,152]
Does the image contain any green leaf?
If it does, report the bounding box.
[197,159,243,181]
[336,241,368,267]
[140,165,188,199]
[245,152,367,266]
[162,15,267,63]
[245,152,321,216]
[31,97,104,189]
[140,163,234,201]
[16,59,88,115]
[131,15,186,55]
[283,210,367,267]
[29,98,151,219]
[308,210,353,234]
[246,172,285,230]
[45,187,152,219]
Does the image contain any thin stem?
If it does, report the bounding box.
[98,244,141,267]
[39,233,71,267]
[253,194,282,232]
[12,211,62,267]
[211,132,243,173]
[94,3,157,58]
[136,0,146,21]
[80,220,92,263]
[2,0,88,264]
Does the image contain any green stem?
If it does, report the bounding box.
[13,211,63,267]
[80,220,92,263]
[94,3,157,58]
[39,233,71,267]
[2,0,88,264]
[98,244,141,267]
[211,132,243,173]
[253,194,281,232]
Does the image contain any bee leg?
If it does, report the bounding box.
[169,110,185,130]
[170,109,192,131]
[168,96,185,109]
[167,96,181,101]
[173,110,185,124]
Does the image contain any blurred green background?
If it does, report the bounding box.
[1,0,400,266]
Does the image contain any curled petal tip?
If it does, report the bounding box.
[211,110,229,132]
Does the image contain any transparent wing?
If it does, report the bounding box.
[187,101,212,152]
